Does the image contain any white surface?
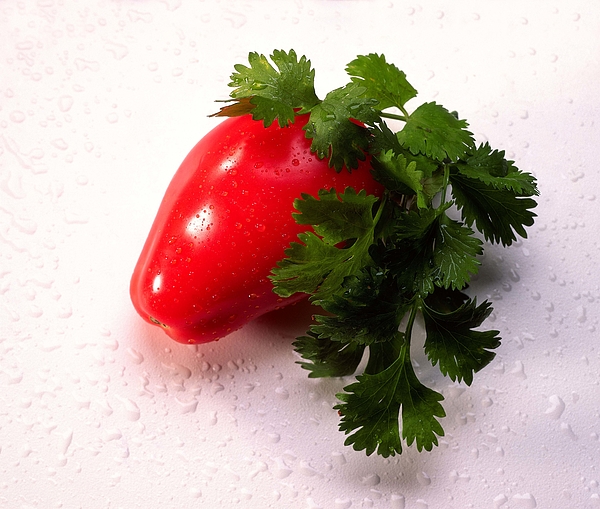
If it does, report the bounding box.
[1,1,599,508]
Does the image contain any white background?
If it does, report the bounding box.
[1,1,599,508]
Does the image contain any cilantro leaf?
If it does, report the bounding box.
[396,102,475,161]
[220,49,320,127]
[304,83,379,171]
[293,331,366,378]
[450,171,538,246]
[346,53,418,110]
[311,268,408,346]
[433,215,482,290]
[270,188,378,303]
[335,339,445,457]
[422,292,501,385]
[457,143,539,196]
[372,150,442,208]
[291,186,379,244]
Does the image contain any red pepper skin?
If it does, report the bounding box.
[130,114,384,344]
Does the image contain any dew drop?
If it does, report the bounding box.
[51,138,68,150]
[10,110,26,123]
[58,95,74,112]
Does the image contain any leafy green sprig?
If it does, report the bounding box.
[214,50,539,457]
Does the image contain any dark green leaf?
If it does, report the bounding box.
[422,291,501,385]
[396,102,475,161]
[305,83,379,171]
[224,49,320,127]
[335,340,445,457]
[346,53,418,110]
[457,143,539,196]
[311,268,408,346]
[450,171,538,246]
[270,188,378,303]
[433,215,482,290]
[293,331,366,378]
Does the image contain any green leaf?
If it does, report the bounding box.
[450,171,538,246]
[346,53,418,110]
[433,215,483,290]
[311,268,408,346]
[372,150,439,208]
[292,186,378,244]
[293,332,366,378]
[305,83,379,171]
[456,143,539,196]
[396,102,475,161]
[335,339,445,457]
[222,49,320,127]
[422,291,501,385]
[270,188,378,303]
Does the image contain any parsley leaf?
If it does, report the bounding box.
[433,215,483,290]
[372,149,442,208]
[293,331,366,378]
[346,53,418,110]
[310,267,408,346]
[450,171,538,246]
[218,49,320,127]
[422,291,501,385]
[304,83,379,171]
[335,338,446,457]
[457,142,539,196]
[270,188,379,303]
[396,102,475,161]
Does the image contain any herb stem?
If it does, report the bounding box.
[440,163,450,206]
[404,301,420,348]
[380,111,408,123]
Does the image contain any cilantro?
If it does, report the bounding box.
[217,50,539,456]
[270,188,379,304]
[346,53,418,110]
[422,291,500,385]
[304,83,379,171]
[396,102,475,161]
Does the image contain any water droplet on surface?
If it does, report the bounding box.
[10,110,26,123]
[513,492,537,508]
[58,95,74,112]
[189,487,202,498]
[51,138,68,150]
[416,471,431,486]
[545,395,565,419]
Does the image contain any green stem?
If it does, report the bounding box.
[404,301,420,349]
[439,163,450,207]
[380,111,408,123]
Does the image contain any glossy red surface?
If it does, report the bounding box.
[130,114,384,344]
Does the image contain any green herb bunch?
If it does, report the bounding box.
[215,50,539,457]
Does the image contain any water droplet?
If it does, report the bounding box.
[58,95,74,112]
[51,138,68,150]
[545,395,565,419]
[493,494,508,508]
[10,110,26,123]
[291,158,300,166]
[189,487,202,498]
[106,112,118,123]
[275,387,289,400]
[513,492,537,508]
[416,471,431,486]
